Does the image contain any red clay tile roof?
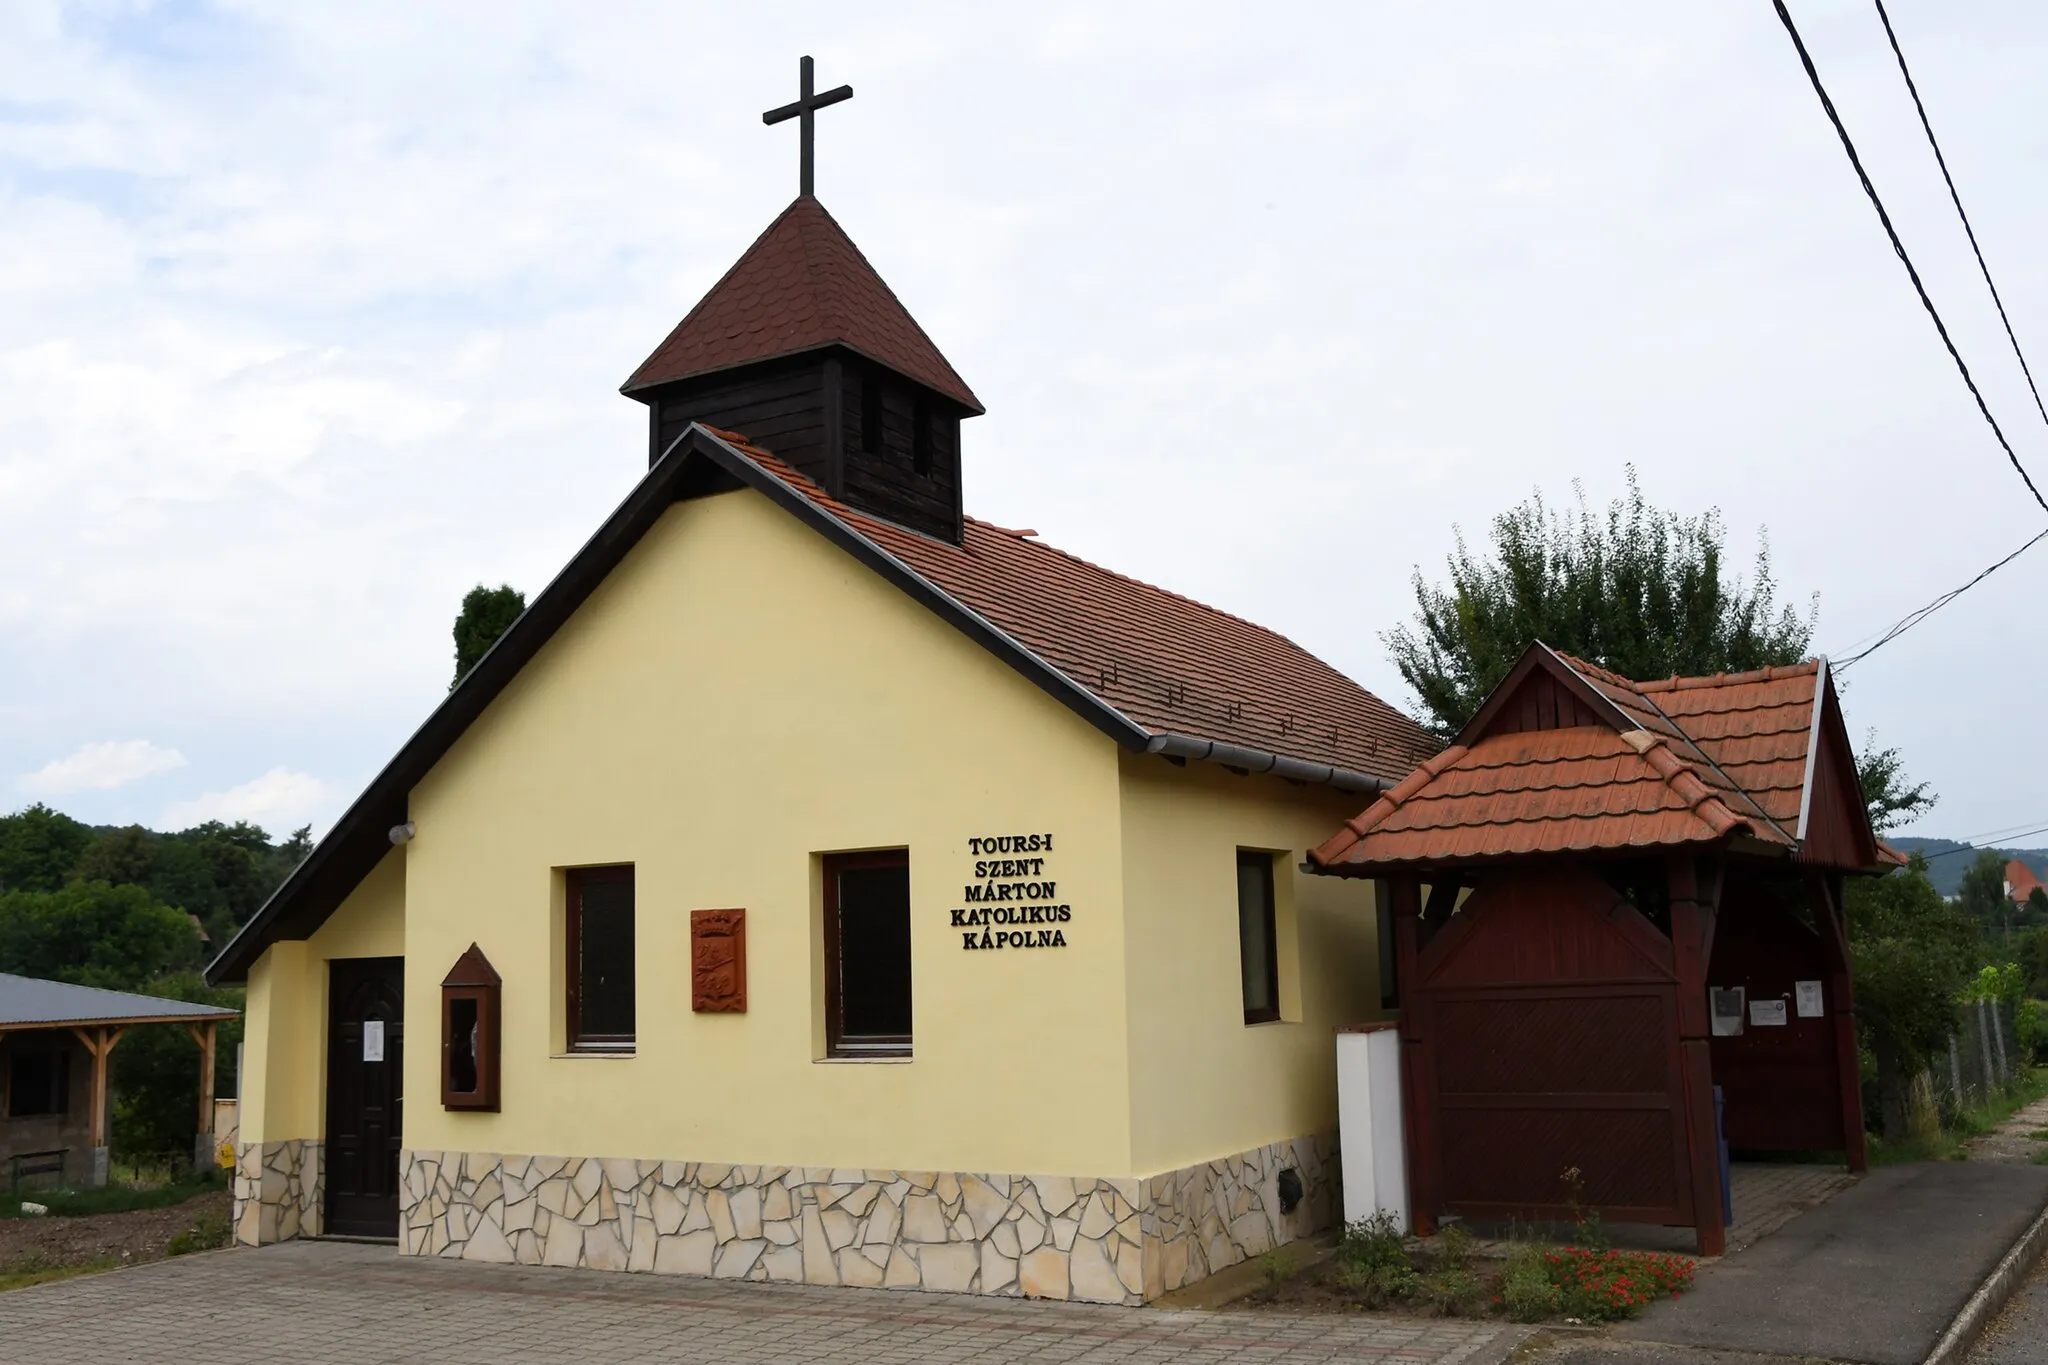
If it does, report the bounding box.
[622,196,982,412]
[711,431,1437,785]
[2008,860,2044,904]
[1310,648,1857,871]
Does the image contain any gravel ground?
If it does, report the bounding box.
[1964,1093,2048,1164]
[0,1191,229,1276]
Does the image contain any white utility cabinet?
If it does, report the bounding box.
[1336,1024,1408,1232]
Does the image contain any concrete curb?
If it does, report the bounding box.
[1923,1195,2048,1365]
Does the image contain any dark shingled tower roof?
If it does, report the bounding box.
[622,196,982,413]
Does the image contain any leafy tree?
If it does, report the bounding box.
[452,583,526,689]
[1844,855,1978,1138]
[109,972,243,1163]
[2029,885,2048,927]
[73,825,157,887]
[0,881,202,990]
[1385,468,1814,737]
[0,804,94,893]
[1956,850,2012,945]
[1854,739,1937,836]
[1387,471,1933,836]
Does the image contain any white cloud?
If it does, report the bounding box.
[161,767,332,834]
[18,739,186,796]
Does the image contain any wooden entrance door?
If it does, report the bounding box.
[325,957,404,1238]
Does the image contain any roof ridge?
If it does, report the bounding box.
[1633,659,1822,693]
[1618,729,1761,841]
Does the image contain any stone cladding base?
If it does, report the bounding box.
[390,1134,1335,1304]
[233,1139,322,1245]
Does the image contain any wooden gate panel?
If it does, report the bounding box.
[1415,864,1694,1229]
[1433,991,1672,1095]
[1439,1107,1682,1220]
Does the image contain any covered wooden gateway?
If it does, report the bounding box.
[1311,644,1890,1254]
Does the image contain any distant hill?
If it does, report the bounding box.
[1889,838,2048,898]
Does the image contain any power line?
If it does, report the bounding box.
[1873,0,2048,434]
[1918,826,2048,862]
[1771,0,2048,515]
[1834,525,2048,670]
[1776,0,2048,669]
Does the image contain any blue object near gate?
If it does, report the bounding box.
[1714,1084,1732,1226]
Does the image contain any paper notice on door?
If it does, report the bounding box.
[1750,998,1788,1027]
[1795,980,1824,1018]
[363,1019,385,1062]
[1711,987,1746,1036]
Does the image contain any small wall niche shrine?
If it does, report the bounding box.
[439,943,501,1112]
[953,833,1070,951]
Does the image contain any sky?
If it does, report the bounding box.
[2,0,2045,845]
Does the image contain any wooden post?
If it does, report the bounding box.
[1668,855,1727,1257]
[69,1027,126,1181]
[187,1021,218,1166]
[1391,873,1438,1235]
[1809,873,1868,1173]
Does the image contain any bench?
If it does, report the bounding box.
[9,1149,67,1191]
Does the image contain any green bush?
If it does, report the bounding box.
[1334,1211,1421,1306]
[1422,1265,1484,1316]
[1500,1243,1563,1321]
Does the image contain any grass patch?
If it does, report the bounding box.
[0,1174,222,1221]
[0,1256,119,1293]
[1869,1067,2048,1164]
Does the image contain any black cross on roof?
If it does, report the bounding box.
[762,55,853,199]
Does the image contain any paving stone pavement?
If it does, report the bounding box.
[0,1239,1527,1365]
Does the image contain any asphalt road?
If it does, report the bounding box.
[1525,1162,2048,1365]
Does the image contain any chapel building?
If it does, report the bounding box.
[210,192,1437,1304]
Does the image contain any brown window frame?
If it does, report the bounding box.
[822,849,913,1059]
[1237,850,1280,1025]
[565,864,637,1052]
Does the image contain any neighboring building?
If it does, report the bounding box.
[0,973,236,1189]
[2006,859,2044,908]
[207,191,1438,1302]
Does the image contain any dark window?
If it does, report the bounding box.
[567,866,636,1050]
[449,998,479,1092]
[824,851,912,1057]
[7,1048,68,1117]
[912,396,932,475]
[860,376,883,454]
[1237,851,1279,1024]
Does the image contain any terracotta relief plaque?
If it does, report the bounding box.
[690,908,747,1012]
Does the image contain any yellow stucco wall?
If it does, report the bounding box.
[237,848,406,1145]
[1117,752,1384,1176]
[400,488,1133,1174]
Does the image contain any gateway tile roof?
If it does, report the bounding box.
[0,972,238,1029]
[723,434,1439,786]
[622,196,983,412]
[1311,648,1874,871]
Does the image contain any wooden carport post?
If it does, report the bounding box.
[186,1020,218,1173]
[1809,873,1869,1173]
[1667,856,1726,1256]
[69,1026,126,1188]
